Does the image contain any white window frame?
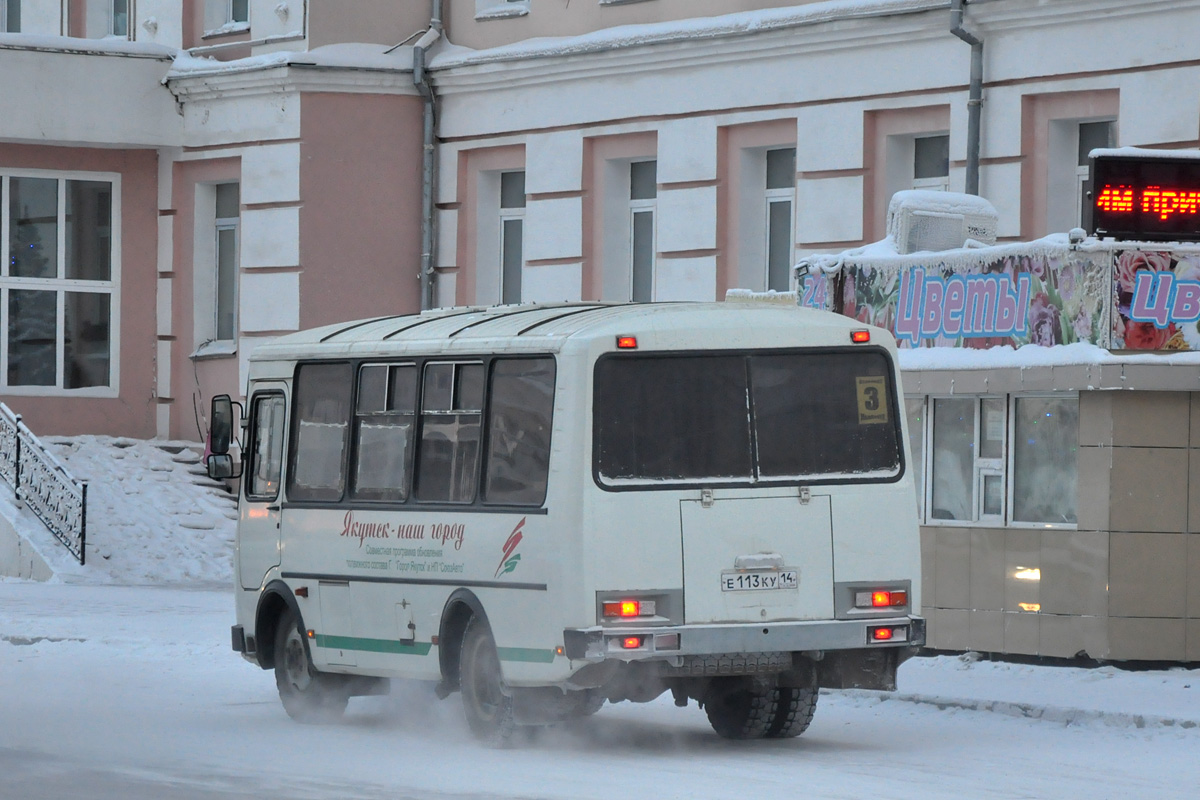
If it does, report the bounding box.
[498,170,525,305]
[911,134,950,192]
[0,0,18,33]
[214,190,239,343]
[111,0,128,37]
[1075,120,1116,229]
[764,147,796,293]
[203,0,250,35]
[629,160,657,302]
[0,169,121,397]
[909,393,1078,530]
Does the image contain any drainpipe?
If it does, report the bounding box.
[414,0,443,310]
[950,0,983,196]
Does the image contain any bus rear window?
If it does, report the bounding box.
[594,350,902,485]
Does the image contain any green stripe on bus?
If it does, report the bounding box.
[314,634,432,656]
[496,646,556,663]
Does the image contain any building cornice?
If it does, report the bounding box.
[431,6,951,96]
[166,62,421,103]
[429,0,1200,96]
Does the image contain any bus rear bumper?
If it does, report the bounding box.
[562,615,925,663]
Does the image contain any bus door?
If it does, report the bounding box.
[239,384,288,590]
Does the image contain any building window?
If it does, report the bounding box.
[1046,116,1116,233]
[214,183,239,341]
[111,0,128,36]
[765,147,795,292]
[629,160,656,302]
[204,0,249,33]
[1,172,117,393]
[1075,120,1115,228]
[912,134,950,191]
[907,394,1078,527]
[499,171,525,305]
[1,0,19,32]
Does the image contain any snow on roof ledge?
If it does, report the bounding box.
[1089,146,1200,161]
[430,0,944,68]
[899,342,1200,371]
[0,31,174,59]
[167,41,416,79]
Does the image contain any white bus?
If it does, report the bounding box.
[207,301,924,744]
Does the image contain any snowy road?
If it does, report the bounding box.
[1,582,1196,800]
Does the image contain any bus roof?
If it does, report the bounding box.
[247,301,884,362]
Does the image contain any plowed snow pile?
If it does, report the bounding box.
[3,436,236,586]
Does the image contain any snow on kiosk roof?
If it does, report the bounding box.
[248,301,887,363]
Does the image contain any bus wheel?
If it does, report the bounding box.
[765,686,819,738]
[459,617,515,746]
[274,608,348,724]
[703,677,777,740]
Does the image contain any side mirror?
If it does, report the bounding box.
[207,453,235,480]
[210,395,235,455]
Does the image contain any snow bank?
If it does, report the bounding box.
[0,437,236,586]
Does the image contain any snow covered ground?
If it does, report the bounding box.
[0,437,1197,798]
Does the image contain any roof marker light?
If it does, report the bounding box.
[851,330,871,343]
[616,336,638,349]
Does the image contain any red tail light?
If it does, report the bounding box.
[621,636,643,649]
[872,627,894,641]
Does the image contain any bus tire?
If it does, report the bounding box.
[274,607,348,724]
[703,677,777,740]
[459,616,516,746]
[765,686,818,739]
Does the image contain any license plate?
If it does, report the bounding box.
[721,569,798,592]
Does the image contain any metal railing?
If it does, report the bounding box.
[0,403,87,565]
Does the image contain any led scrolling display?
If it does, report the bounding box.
[1089,153,1200,241]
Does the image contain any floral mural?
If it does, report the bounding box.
[813,250,1111,349]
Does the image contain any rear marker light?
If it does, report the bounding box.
[872,627,894,641]
[855,589,908,608]
[621,636,643,650]
[851,329,871,343]
[602,599,656,618]
[616,336,638,349]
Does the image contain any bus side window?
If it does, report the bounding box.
[416,362,484,503]
[288,362,353,502]
[352,363,417,501]
[247,393,286,499]
[483,357,555,506]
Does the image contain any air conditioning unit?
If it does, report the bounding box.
[886,190,998,254]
